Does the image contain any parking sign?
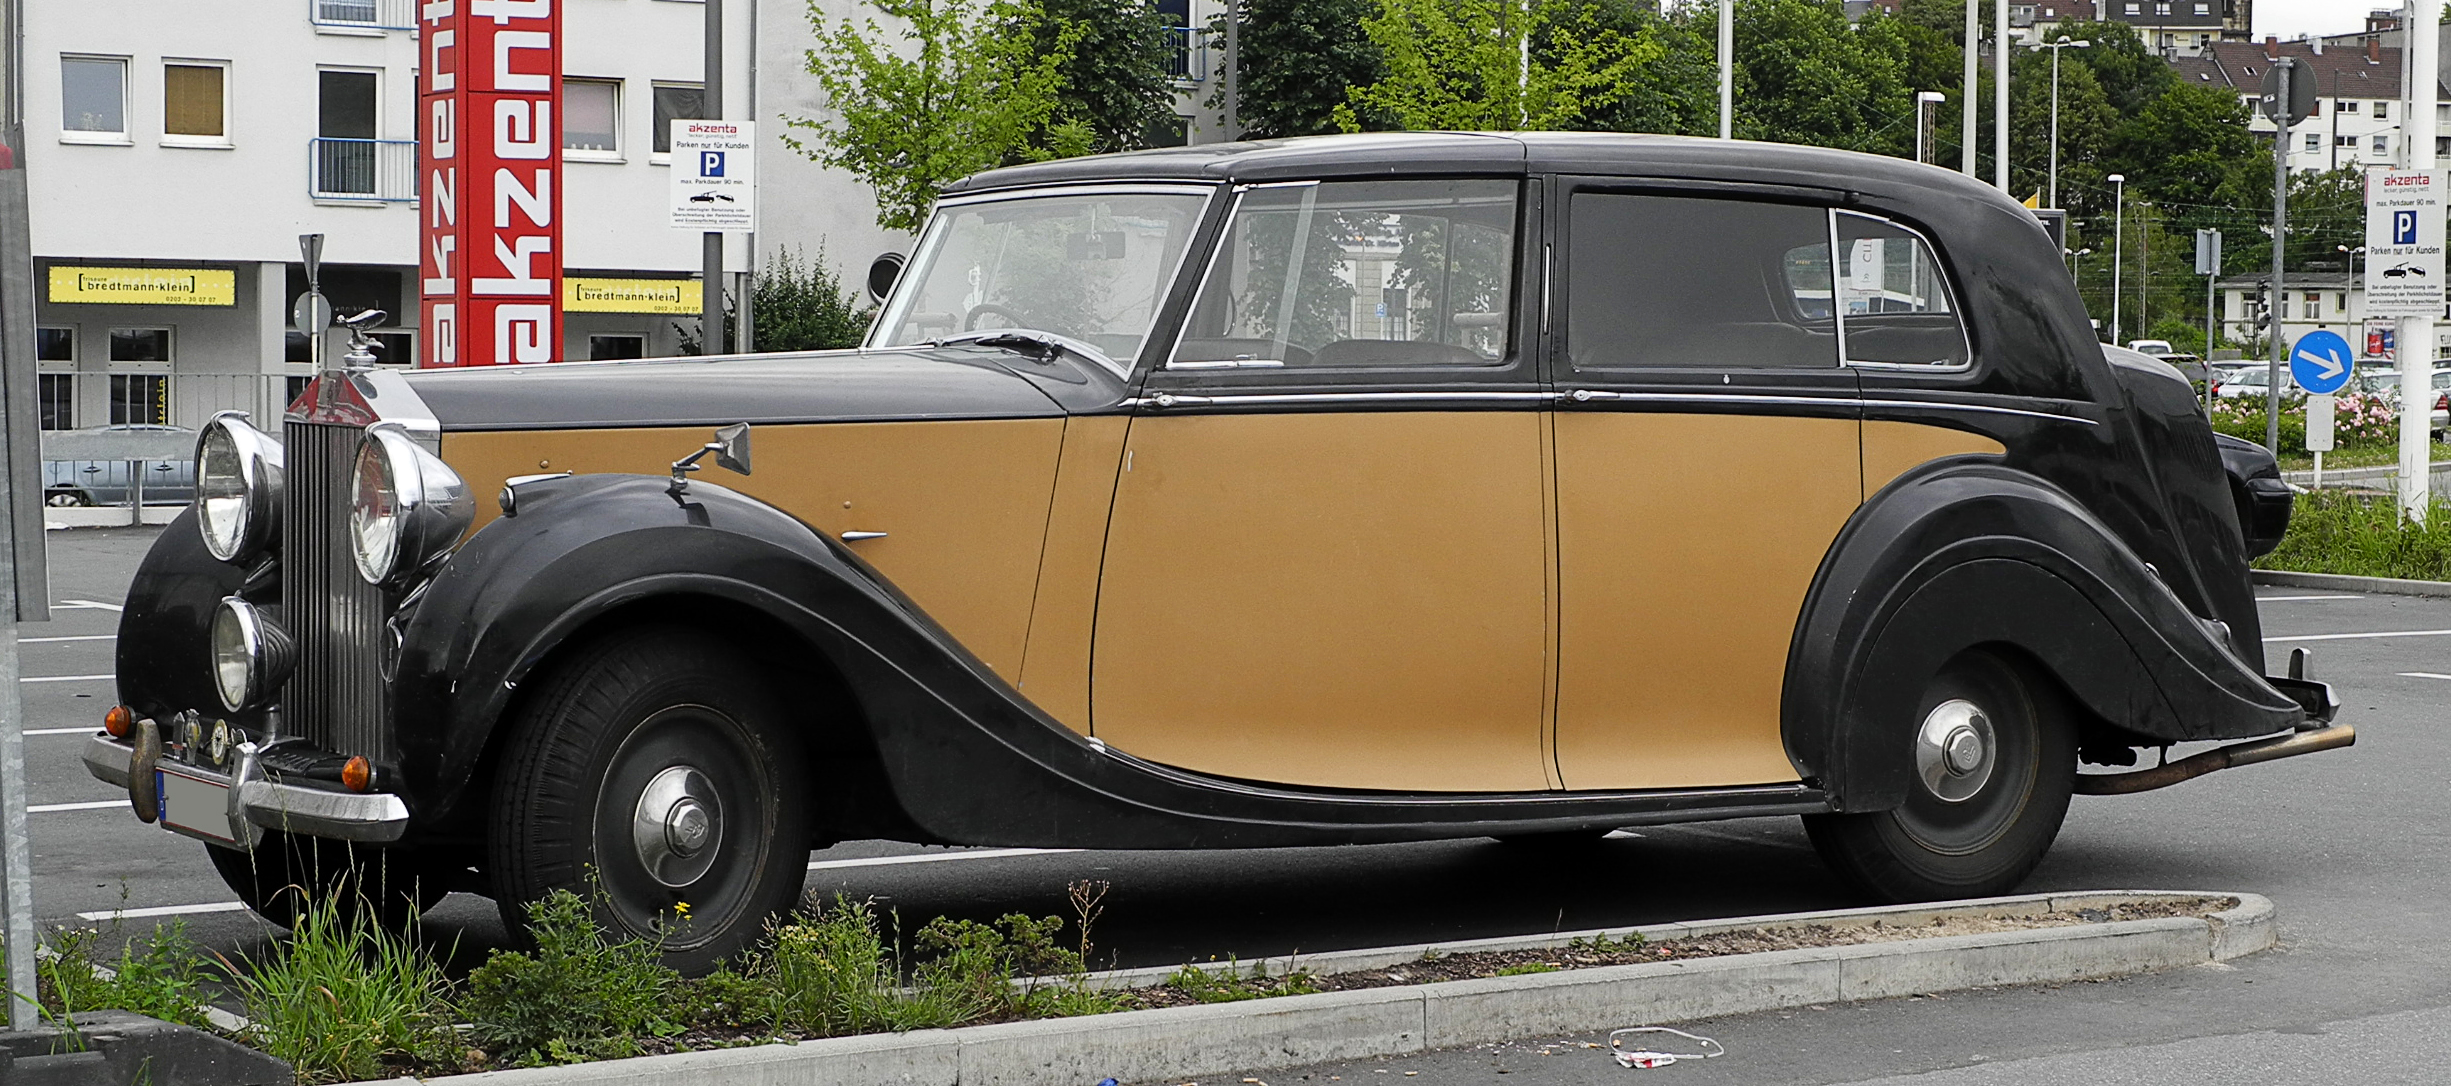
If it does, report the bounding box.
[2366,168,2446,317]
[669,121,756,231]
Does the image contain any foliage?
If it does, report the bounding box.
[753,244,874,352]
[225,897,456,1083]
[2210,390,2401,454]
[766,897,1123,1036]
[2258,490,2451,582]
[1163,958,1321,1002]
[1225,0,1387,137]
[787,0,1088,233]
[765,898,911,1036]
[40,921,214,1030]
[1028,0,1178,152]
[1339,0,1662,133]
[459,890,683,1065]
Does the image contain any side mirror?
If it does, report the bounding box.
[713,421,751,476]
[867,252,907,306]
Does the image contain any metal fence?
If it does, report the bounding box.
[1167,25,1206,83]
[36,372,303,434]
[310,138,418,202]
[309,0,413,30]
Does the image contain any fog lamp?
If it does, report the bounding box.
[210,598,295,712]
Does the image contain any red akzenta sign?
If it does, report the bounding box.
[419,0,563,367]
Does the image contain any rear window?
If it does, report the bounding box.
[1566,193,1838,370]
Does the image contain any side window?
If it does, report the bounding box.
[1835,213,1968,368]
[1172,179,1518,368]
[1565,193,1835,369]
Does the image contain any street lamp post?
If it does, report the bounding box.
[1914,90,1946,164]
[2026,36,2091,208]
[2109,172,2126,344]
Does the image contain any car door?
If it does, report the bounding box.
[1548,183,1865,791]
[1090,176,1556,793]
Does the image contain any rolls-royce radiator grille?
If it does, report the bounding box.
[280,421,393,762]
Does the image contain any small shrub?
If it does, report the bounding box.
[679,964,781,1034]
[910,913,1086,1022]
[460,890,683,1065]
[768,898,908,1036]
[40,921,215,1029]
[1163,958,1319,1003]
[227,897,455,1083]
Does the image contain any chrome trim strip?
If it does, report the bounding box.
[83,733,129,788]
[1833,208,1977,374]
[1129,387,2093,425]
[1564,389,2094,426]
[1094,738,1827,811]
[1863,397,2096,424]
[1131,390,1554,409]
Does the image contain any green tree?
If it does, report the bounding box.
[1338,0,1659,132]
[786,0,1089,234]
[2008,43,2116,205]
[755,245,876,351]
[2101,81,2260,209]
[1029,0,1179,152]
[1730,0,1914,155]
[1538,0,1711,134]
[2050,18,2174,114]
[1228,0,1386,137]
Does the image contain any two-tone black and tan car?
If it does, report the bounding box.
[88,132,2349,969]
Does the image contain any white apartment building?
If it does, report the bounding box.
[2172,37,2451,173]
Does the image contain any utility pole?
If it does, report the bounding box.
[1221,2,1240,139]
[0,0,43,1029]
[702,0,725,355]
[1993,0,2008,192]
[2268,61,2289,455]
[2402,0,2439,523]
[1718,0,1734,139]
[2031,37,2090,208]
[1962,0,1978,176]
[1915,90,1946,164]
[2109,172,2125,343]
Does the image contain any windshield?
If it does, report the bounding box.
[871,188,1212,366]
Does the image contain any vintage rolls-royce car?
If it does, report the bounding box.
[88,133,2348,970]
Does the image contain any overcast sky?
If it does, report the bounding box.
[2255,0,2384,40]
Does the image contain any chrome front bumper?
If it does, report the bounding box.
[83,733,409,845]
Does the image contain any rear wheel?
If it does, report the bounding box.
[489,625,810,975]
[1804,650,2074,902]
[206,832,446,931]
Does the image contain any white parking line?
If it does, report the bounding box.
[26,727,96,736]
[2400,672,2451,681]
[74,901,248,922]
[55,600,122,612]
[2256,595,2364,602]
[20,674,111,684]
[29,800,122,813]
[2266,629,2451,643]
[807,847,1082,872]
[22,635,114,644]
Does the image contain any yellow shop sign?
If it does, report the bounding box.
[49,266,235,306]
[565,277,701,314]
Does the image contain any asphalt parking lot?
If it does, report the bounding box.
[22,526,2451,1082]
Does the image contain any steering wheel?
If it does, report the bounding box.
[964,302,1030,331]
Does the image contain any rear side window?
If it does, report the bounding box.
[1837,212,1969,368]
[1566,194,1837,369]
[1172,179,1519,368]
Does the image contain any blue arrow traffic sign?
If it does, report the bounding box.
[2290,330,2355,395]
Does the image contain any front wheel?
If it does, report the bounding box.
[1804,650,2074,902]
[489,625,811,975]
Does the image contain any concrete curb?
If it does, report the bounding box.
[398,891,2272,1086]
[2254,568,2451,598]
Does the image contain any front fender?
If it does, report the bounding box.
[1786,461,2304,812]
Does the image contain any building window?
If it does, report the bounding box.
[109,374,168,425]
[60,56,127,139]
[37,375,73,431]
[109,327,169,363]
[2192,2,2207,13]
[316,69,380,196]
[162,61,228,145]
[2376,133,2391,155]
[564,79,619,157]
[589,334,646,360]
[651,83,703,156]
[2375,101,2390,120]
[2154,2,2169,15]
[2339,135,2359,147]
[2305,132,2320,151]
[36,327,73,365]
[2341,100,2360,113]
[2305,292,2320,317]
[2122,2,2139,13]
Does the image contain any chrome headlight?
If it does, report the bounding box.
[211,597,295,712]
[195,413,284,563]
[349,424,473,586]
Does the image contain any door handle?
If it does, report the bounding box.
[841,531,888,542]
[1563,389,1621,402]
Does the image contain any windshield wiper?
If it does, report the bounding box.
[933,328,1124,375]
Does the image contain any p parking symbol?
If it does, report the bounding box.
[2396,210,2419,245]
[700,151,726,178]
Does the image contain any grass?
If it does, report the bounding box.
[2276,442,2451,473]
[1163,958,1321,1003]
[2256,489,2451,582]
[39,920,216,1030]
[223,895,457,1083]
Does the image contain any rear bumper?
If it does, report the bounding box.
[83,733,409,845]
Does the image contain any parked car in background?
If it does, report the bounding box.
[42,424,196,506]
[2126,339,2175,356]
[2215,367,2273,399]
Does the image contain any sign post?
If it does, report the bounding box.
[419,0,564,367]
[0,0,43,1027]
[2293,329,2355,487]
[2196,227,2221,414]
[2366,165,2446,518]
[2401,5,2442,524]
[2260,57,2311,455]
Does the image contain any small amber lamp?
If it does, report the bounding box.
[341,756,374,794]
[103,705,134,739]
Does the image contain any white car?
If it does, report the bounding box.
[2127,339,2175,356]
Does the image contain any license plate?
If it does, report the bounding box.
[157,768,236,844]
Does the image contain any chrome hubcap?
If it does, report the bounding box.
[632,765,722,888]
[1914,699,1996,803]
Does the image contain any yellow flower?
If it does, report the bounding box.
[674,901,692,919]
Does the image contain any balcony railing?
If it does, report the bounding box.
[310,138,418,202]
[310,0,414,30]
[1167,25,1207,83]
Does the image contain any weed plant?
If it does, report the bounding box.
[459,890,683,1065]
[2257,490,2451,581]
[1163,958,1319,1003]
[224,896,455,1083]
[39,921,215,1029]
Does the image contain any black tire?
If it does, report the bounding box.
[1804,650,2074,902]
[489,625,811,975]
[45,489,89,508]
[206,832,447,932]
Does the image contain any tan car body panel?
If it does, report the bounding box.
[440,419,1068,679]
[1091,411,1552,792]
[1015,416,1130,735]
[1551,412,1858,790]
[1861,420,2007,495]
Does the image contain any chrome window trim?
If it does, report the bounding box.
[1832,208,1976,374]
[1129,387,2092,425]
[1130,390,1554,409]
[865,182,1221,371]
[1562,389,2096,426]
